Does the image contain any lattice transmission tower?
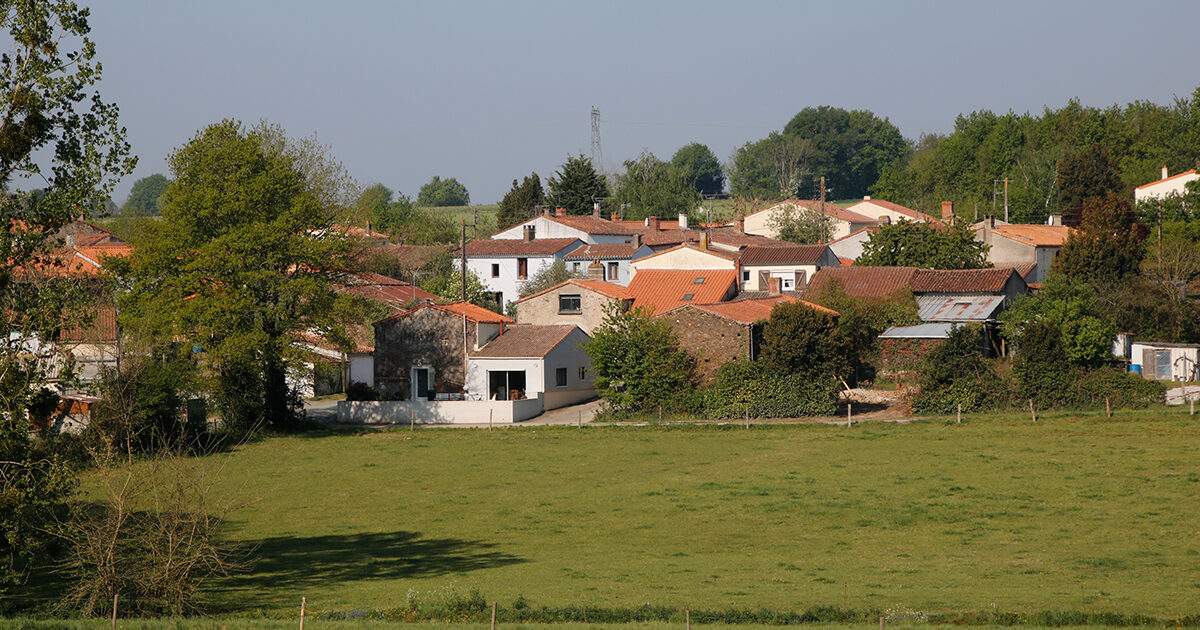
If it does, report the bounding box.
[590,106,603,171]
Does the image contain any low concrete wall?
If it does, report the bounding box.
[544,388,595,411]
[337,396,544,425]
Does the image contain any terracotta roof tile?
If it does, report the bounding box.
[462,238,581,256]
[564,243,642,260]
[805,266,918,299]
[546,215,637,235]
[909,268,1018,293]
[983,224,1073,246]
[340,272,439,306]
[748,199,880,225]
[514,279,630,304]
[470,324,582,358]
[738,244,831,265]
[625,269,738,315]
[376,300,513,326]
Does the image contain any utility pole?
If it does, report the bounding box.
[1004,177,1009,223]
[460,219,467,302]
[819,175,828,243]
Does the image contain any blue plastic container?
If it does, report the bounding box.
[1129,364,1143,375]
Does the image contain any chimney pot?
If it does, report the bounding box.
[737,215,745,233]
[366,219,372,236]
[678,213,688,230]
[1162,165,1169,180]
[941,201,954,221]
[863,195,871,201]
[593,201,601,217]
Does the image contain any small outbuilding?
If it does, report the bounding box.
[1130,341,1200,381]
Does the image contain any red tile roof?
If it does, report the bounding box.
[470,324,582,358]
[58,306,118,343]
[846,198,937,222]
[805,266,918,299]
[1136,169,1197,190]
[376,300,513,326]
[632,243,740,267]
[462,238,581,256]
[663,295,839,325]
[738,244,831,266]
[748,199,879,225]
[546,215,637,235]
[564,243,643,260]
[625,269,738,315]
[340,272,438,306]
[513,279,630,304]
[909,268,1019,293]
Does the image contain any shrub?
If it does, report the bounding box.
[586,305,698,415]
[1071,368,1166,409]
[912,324,1000,413]
[705,360,838,419]
[1013,320,1072,407]
[345,382,377,401]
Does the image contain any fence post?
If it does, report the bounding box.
[491,601,497,630]
[112,593,118,630]
[489,409,493,431]
[1191,396,1195,415]
[1029,399,1037,423]
[410,409,415,431]
[1105,396,1111,418]
[299,596,306,630]
[957,403,961,424]
[880,616,885,630]
[686,609,691,630]
[846,402,852,427]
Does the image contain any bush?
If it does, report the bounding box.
[912,324,1001,413]
[705,360,839,419]
[87,354,200,453]
[1013,320,1072,407]
[1071,368,1166,409]
[345,382,377,401]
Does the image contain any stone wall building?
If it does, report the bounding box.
[513,279,631,334]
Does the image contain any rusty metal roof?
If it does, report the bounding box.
[916,295,1005,322]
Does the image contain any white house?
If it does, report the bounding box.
[563,242,655,285]
[741,199,879,241]
[492,211,638,245]
[826,227,875,263]
[466,324,595,410]
[973,220,1072,284]
[628,243,738,278]
[844,197,937,223]
[1135,166,1199,204]
[737,244,839,292]
[462,237,583,311]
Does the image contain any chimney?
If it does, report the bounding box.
[699,232,709,250]
[987,215,995,229]
[633,233,642,248]
[863,195,871,201]
[737,215,746,233]
[523,225,535,242]
[678,213,688,229]
[611,210,622,222]
[768,277,781,296]
[941,201,954,222]
[555,207,567,217]
[1162,165,1169,180]
[1048,214,1063,226]
[587,257,605,281]
[366,219,372,236]
[593,201,601,217]
[540,205,551,217]
[646,215,660,230]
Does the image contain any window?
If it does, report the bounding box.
[517,257,528,279]
[555,367,567,387]
[558,294,582,314]
[491,263,500,278]
[608,262,619,280]
[693,276,705,284]
[681,293,695,301]
[578,366,587,379]
[742,270,750,282]
[572,262,581,273]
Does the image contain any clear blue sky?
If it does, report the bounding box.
[89,0,1200,205]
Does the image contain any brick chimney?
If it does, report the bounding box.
[646,215,660,230]
[941,201,954,223]
[768,277,781,296]
[587,257,605,280]
[555,207,567,217]
[737,215,745,233]
[523,225,535,242]
[593,201,601,217]
[366,219,372,236]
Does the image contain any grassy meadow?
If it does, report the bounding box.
[58,408,1200,620]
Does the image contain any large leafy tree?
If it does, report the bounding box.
[496,172,544,230]
[0,0,136,593]
[726,132,813,200]
[768,204,834,244]
[547,154,608,215]
[760,301,850,381]
[857,220,990,269]
[610,151,699,220]
[113,120,355,434]
[1050,192,1144,285]
[121,174,169,216]
[670,142,724,196]
[585,304,696,414]
[1056,143,1122,215]
[782,106,910,199]
[999,276,1115,366]
[417,175,469,207]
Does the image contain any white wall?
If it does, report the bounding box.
[1131,342,1200,381]
[741,264,820,291]
[349,353,373,388]
[1135,171,1199,203]
[466,254,559,311]
[465,327,595,410]
[492,216,631,245]
[337,398,544,424]
[630,248,736,274]
[845,200,927,224]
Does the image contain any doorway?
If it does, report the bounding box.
[487,370,527,400]
[411,367,432,400]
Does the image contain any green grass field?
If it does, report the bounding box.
[64,409,1199,620]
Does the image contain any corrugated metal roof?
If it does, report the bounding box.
[462,238,581,256]
[880,323,957,339]
[626,269,738,315]
[470,324,582,358]
[916,295,1004,322]
[738,244,830,265]
[910,268,1017,293]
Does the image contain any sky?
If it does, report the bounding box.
[85,0,1200,206]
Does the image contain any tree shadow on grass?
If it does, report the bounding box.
[215,531,524,609]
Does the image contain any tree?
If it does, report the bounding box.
[1095,276,1200,344]
[671,142,724,196]
[496,172,544,230]
[417,175,470,207]
[768,204,834,244]
[113,120,355,434]
[1056,143,1122,214]
[547,154,608,215]
[1012,320,1072,407]
[122,174,169,216]
[0,0,136,593]
[857,220,990,269]
[806,282,920,383]
[726,132,813,199]
[610,151,699,220]
[585,304,697,414]
[1050,192,1144,284]
[911,324,995,413]
[782,106,910,199]
[760,301,850,380]
[999,276,1114,366]
[517,260,583,299]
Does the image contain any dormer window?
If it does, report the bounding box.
[682,293,695,301]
